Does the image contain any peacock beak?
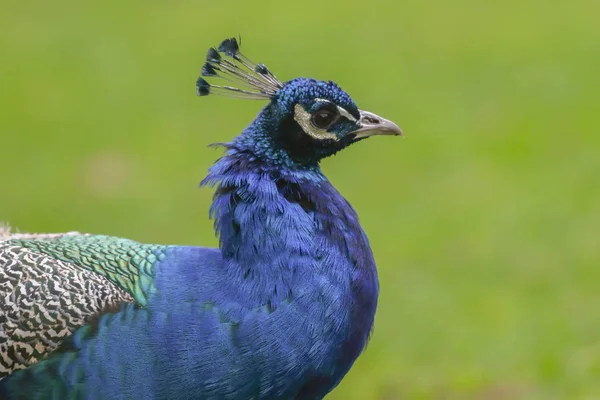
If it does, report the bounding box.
[351,110,403,140]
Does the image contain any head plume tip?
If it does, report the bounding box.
[201,62,218,77]
[218,37,240,57]
[255,63,269,75]
[206,48,221,63]
[196,77,211,96]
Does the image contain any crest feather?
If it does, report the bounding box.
[196,37,283,100]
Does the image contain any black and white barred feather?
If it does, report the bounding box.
[0,228,134,378]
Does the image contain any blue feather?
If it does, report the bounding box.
[0,36,402,399]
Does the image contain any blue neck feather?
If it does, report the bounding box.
[201,117,379,373]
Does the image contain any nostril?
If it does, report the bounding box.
[365,116,379,124]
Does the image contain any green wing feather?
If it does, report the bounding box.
[11,234,171,306]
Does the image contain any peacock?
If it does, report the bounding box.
[0,37,402,399]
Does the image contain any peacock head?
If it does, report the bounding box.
[197,37,402,167]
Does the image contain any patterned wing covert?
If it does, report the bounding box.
[0,233,169,378]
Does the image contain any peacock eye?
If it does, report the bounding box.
[310,109,339,130]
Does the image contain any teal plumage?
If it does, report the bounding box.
[15,235,168,305]
[0,234,137,376]
[0,37,402,399]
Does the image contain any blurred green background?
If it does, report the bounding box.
[1,0,599,398]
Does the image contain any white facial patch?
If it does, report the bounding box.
[336,107,357,123]
[293,99,358,141]
[314,98,357,123]
[293,104,338,140]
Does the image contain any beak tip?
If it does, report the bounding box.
[389,125,404,138]
[354,109,404,140]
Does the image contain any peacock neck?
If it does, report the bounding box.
[202,143,325,265]
[202,141,379,372]
[201,142,376,291]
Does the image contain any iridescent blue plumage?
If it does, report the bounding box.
[0,37,402,399]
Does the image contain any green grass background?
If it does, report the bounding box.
[1,0,599,398]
